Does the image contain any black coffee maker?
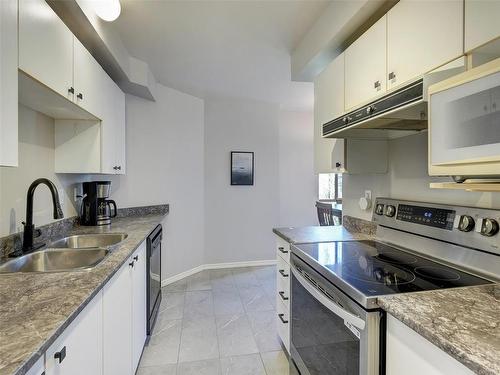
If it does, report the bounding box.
[80,181,117,226]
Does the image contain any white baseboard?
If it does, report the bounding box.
[161,259,277,287]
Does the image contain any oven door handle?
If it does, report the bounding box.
[292,267,366,330]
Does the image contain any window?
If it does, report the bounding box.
[318,173,342,202]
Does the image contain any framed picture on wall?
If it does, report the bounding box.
[231,151,254,186]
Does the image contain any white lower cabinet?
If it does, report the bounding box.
[131,243,147,371]
[25,356,44,375]
[386,314,474,375]
[103,258,133,375]
[103,241,147,375]
[45,292,103,375]
[275,235,291,354]
[32,240,147,375]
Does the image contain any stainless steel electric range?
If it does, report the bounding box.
[289,198,500,375]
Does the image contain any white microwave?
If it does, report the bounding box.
[428,57,500,182]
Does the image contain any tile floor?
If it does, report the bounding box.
[137,266,290,375]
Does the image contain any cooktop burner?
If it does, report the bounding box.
[343,260,416,285]
[414,266,461,281]
[292,240,492,300]
[375,251,418,264]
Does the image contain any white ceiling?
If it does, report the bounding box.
[111,0,331,110]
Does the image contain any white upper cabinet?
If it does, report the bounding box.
[0,0,18,167]
[387,0,463,90]
[19,0,74,101]
[345,15,387,110]
[315,53,345,125]
[465,0,500,52]
[19,0,126,174]
[73,38,106,119]
[100,77,126,175]
[314,53,344,173]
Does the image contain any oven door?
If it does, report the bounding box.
[290,254,382,375]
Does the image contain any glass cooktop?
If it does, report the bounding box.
[292,240,492,298]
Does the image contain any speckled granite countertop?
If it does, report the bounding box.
[0,212,167,375]
[273,225,371,244]
[378,284,500,375]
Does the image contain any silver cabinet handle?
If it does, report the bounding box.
[278,313,288,324]
[279,291,289,301]
[278,246,288,254]
[68,87,74,94]
[77,93,83,100]
[374,80,381,89]
[279,269,289,278]
[388,72,396,80]
[291,266,365,330]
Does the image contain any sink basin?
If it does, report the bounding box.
[0,248,109,273]
[50,233,128,249]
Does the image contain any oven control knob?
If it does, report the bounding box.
[480,218,499,237]
[458,215,475,232]
[384,205,396,217]
[375,204,385,216]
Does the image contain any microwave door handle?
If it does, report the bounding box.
[291,267,366,330]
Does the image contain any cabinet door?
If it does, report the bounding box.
[45,293,103,375]
[314,54,344,173]
[100,75,126,174]
[0,0,18,167]
[19,0,73,100]
[387,0,463,90]
[345,15,386,110]
[112,82,126,174]
[386,314,474,375]
[315,53,345,125]
[465,0,500,52]
[103,262,133,375]
[73,37,106,118]
[25,356,44,375]
[132,242,147,372]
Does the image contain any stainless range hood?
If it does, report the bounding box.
[323,59,466,140]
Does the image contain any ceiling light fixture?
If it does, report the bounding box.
[93,0,121,22]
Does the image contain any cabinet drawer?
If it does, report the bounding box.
[276,299,290,354]
[277,256,290,282]
[276,236,290,263]
[276,276,290,310]
[276,256,290,311]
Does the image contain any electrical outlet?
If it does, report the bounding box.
[74,187,80,202]
[365,190,372,201]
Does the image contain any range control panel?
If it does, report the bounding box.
[372,198,500,256]
[396,204,455,230]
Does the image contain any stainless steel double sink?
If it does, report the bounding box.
[0,233,128,274]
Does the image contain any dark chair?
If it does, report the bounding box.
[316,201,342,226]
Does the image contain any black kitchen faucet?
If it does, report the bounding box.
[20,178,64,255]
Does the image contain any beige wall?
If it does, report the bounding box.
[342,132,500,220]
[0,105,84,237]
